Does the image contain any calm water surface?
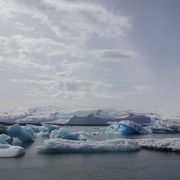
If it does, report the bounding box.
[0,126,180,180]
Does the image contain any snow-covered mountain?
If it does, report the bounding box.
[0,106,70,124]
[0,106,161,125]
[68,109,159,125]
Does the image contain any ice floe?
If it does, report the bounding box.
[137,138,180,152]
[0,144,25,158]
[37,138,140,153]
[0,134,25,157]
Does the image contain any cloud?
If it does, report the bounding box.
[133,85,154,94]
[6,0,131,45]
[0,0,153,110]
[14,22,35,32]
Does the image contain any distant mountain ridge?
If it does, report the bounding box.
[68,109,159,125]
[0,106,160,125]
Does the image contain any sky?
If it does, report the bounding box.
[0,0,180,114]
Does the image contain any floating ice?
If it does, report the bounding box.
[106,120,151,136]
[37,138,140,153]
[137,138,180,152]
[42,123,59,134]
[23,126,36,138]
[50,128,82,141]
[12,137,22,146]
[0,133,25,157]
[7,124,34,144]
[0,144,25,158]
[27,125,41,133]
[0,134,11,144]
[151,127,179,134]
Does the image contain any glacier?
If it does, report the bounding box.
[106,120,151,136]
[37,138,140,154]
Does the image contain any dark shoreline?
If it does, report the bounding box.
[0,121,108,126]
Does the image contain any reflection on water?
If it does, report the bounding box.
[0,126,180,180]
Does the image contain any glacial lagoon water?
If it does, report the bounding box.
[0,126,180,180]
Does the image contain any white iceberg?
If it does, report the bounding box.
[0,134,25,157]
[7,124,34,144]
[0,144,25,158]
[37,138,140,154]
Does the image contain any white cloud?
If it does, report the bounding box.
[5,0,131,45]
[133,85,154,94]
[14,22,35,32]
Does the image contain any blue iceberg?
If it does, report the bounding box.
[23,126,36,138]
[106,120,151,136]
[27,125,41,133]
[7,124,34,144]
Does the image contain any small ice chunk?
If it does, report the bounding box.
[37,138,140,153]
[42,123,59,134]
[0,144,25,158]
[27,125,41,133]
[7,124,34,144]
[50,128,81,141]
[12,138,22,146]
[0,134,11,144]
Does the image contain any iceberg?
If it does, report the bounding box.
[7,124,34,144]
[50,128,82,141]
[0,144,25,158]
[37,138,140,154]
[106,120,151,136]
[0,134,25,157]
[137,138,180,152]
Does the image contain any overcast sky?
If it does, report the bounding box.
[0,0,180,114]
